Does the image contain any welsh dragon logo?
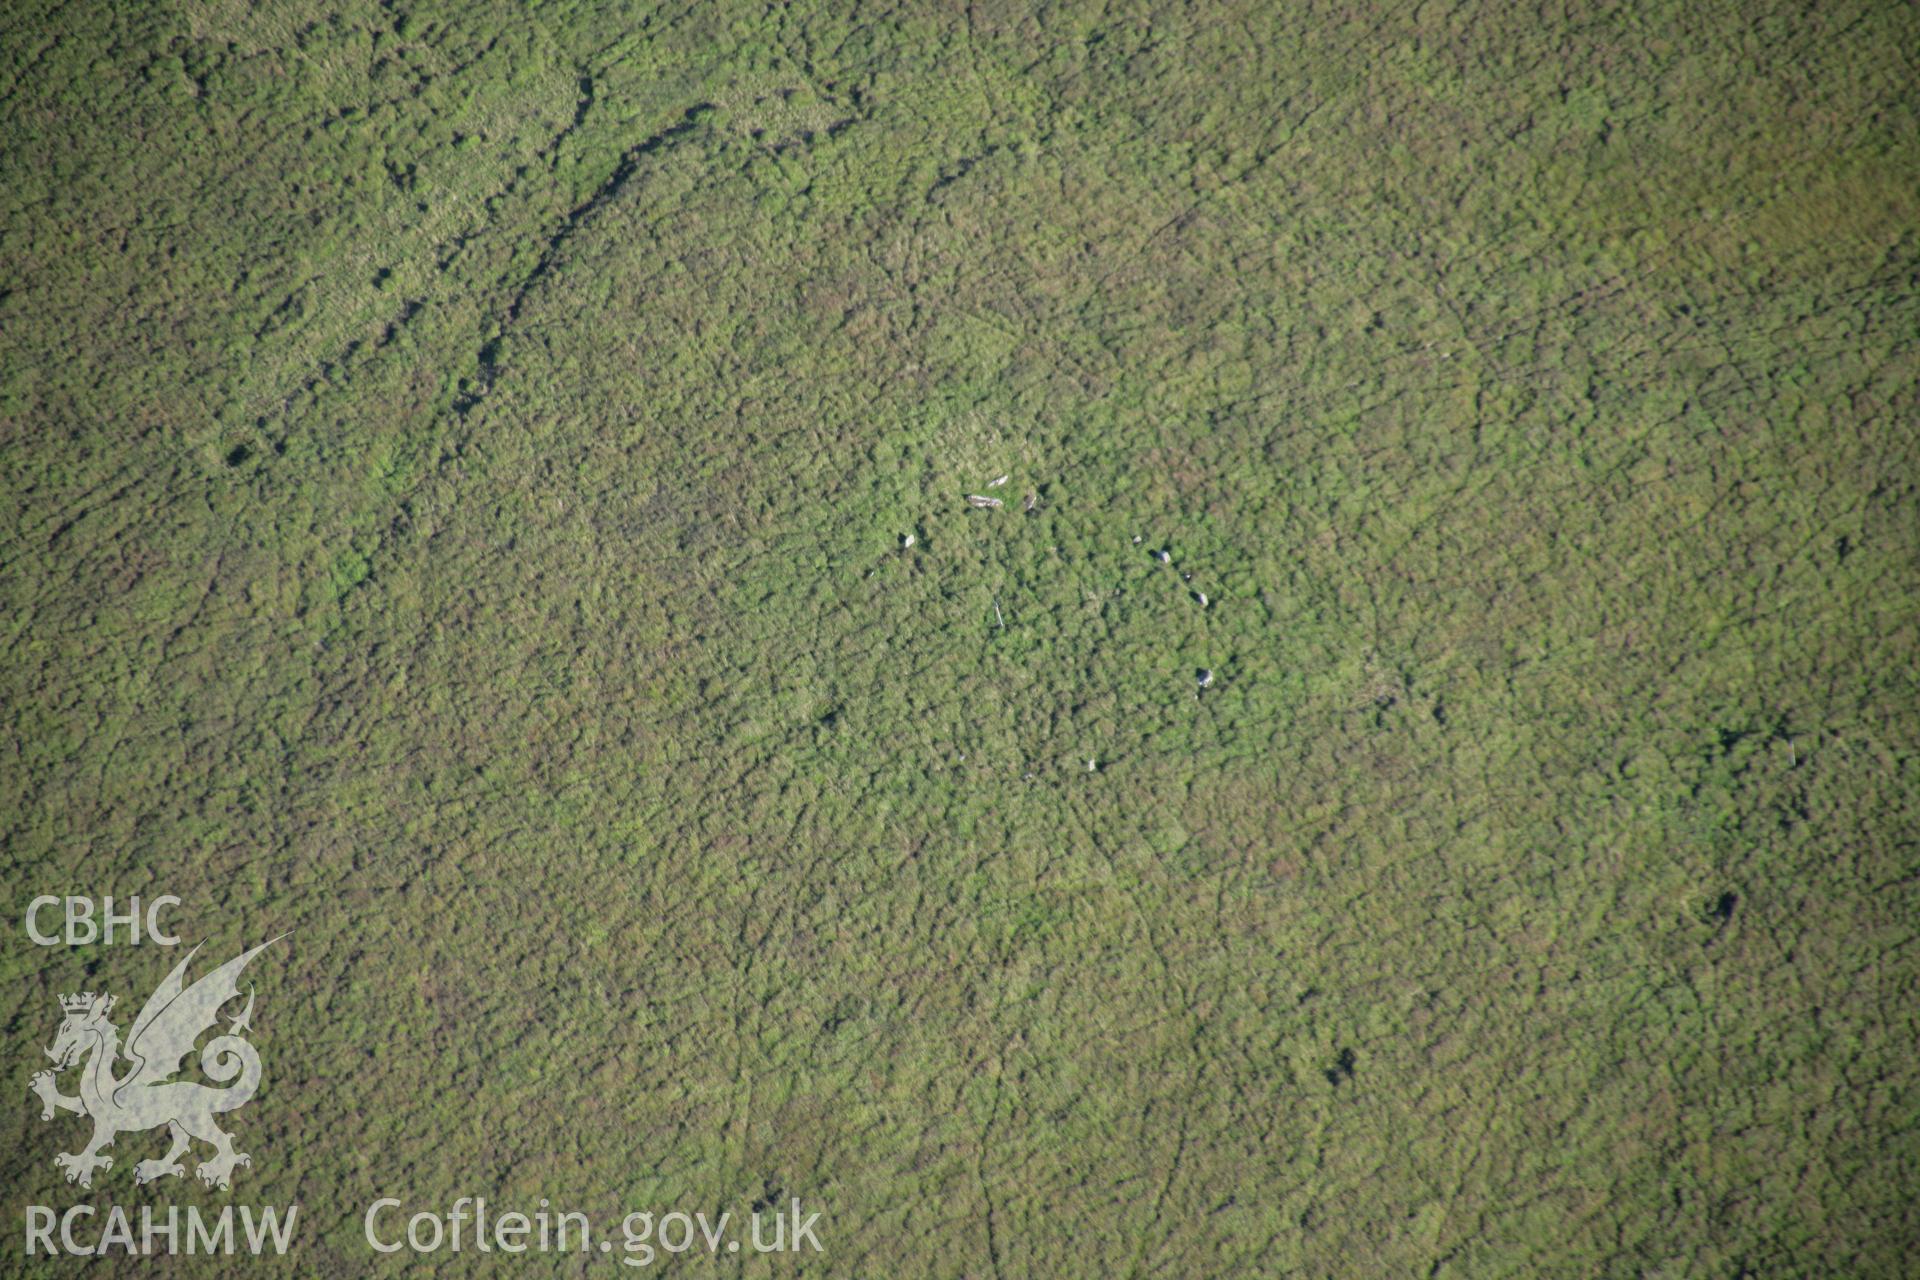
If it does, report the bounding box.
[29,938,284,1190]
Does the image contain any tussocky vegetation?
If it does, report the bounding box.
[2,0,1916,1274]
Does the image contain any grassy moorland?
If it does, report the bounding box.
[2,0,1916,1274]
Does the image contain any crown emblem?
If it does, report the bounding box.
[59,992,103,1014]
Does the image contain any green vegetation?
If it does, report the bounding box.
[3,0,1916,1273]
